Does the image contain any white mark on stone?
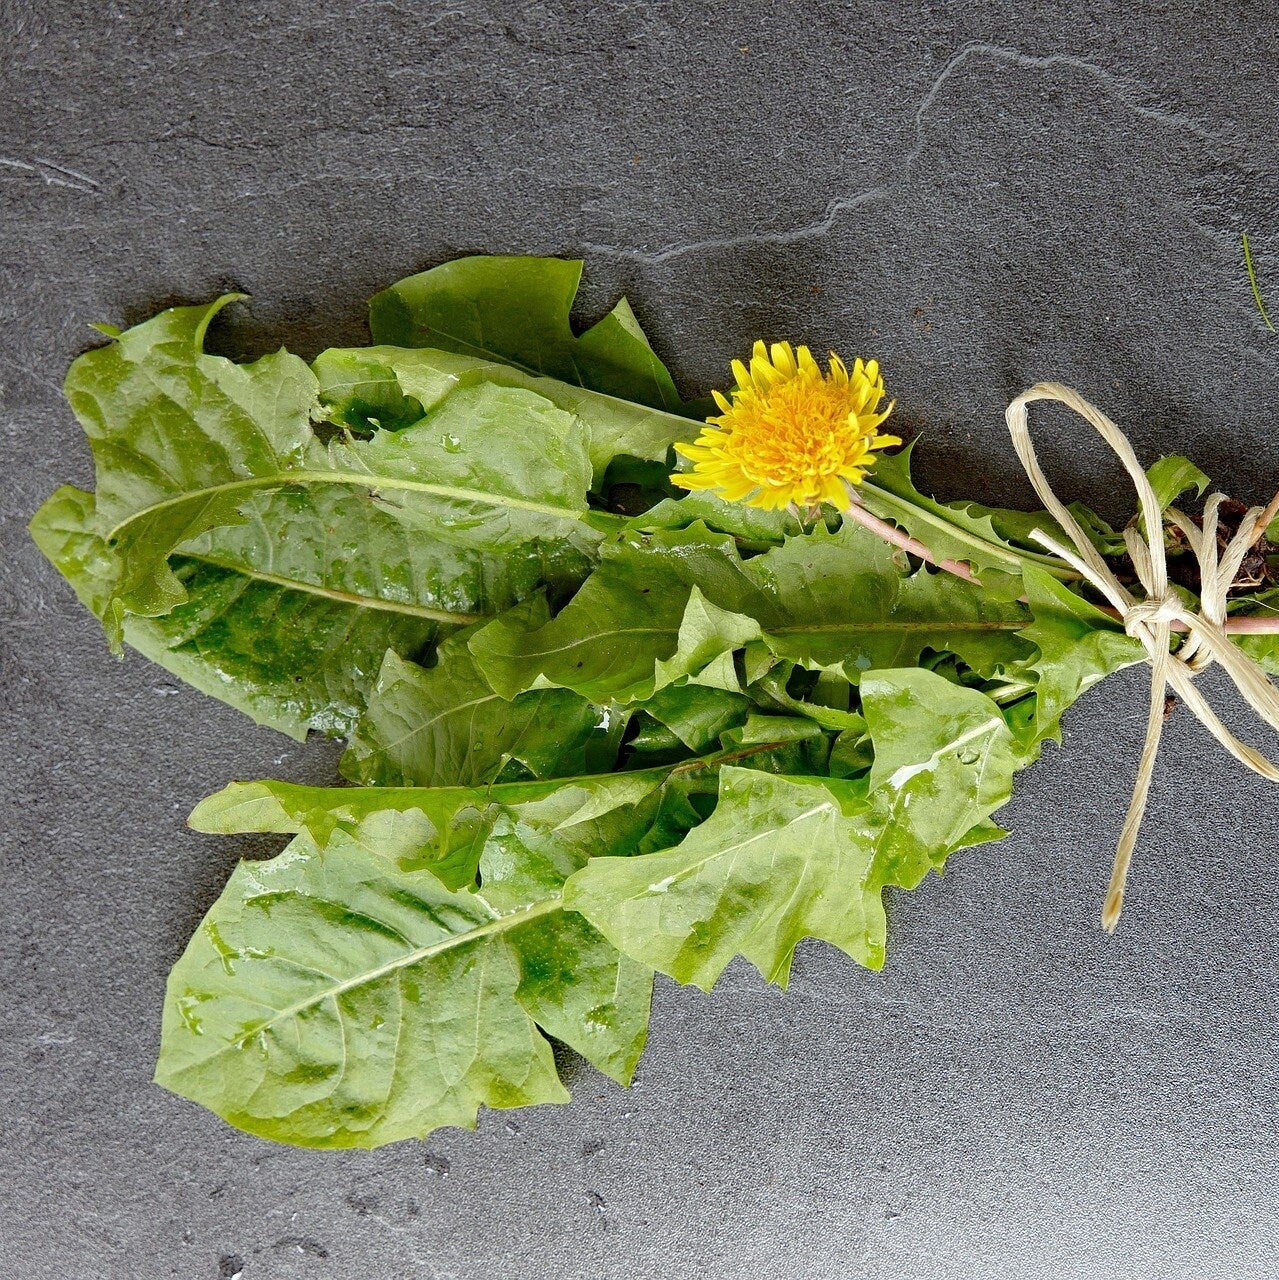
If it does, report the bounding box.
[583,41,1222,266]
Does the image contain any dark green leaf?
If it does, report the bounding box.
[343,621,603,788]
[470,523,1032,708]
[635,490,798,543]
[66,297,316,638]
[63,298,610,645]
[469,526,759,703]
[750,667,867,731]
[641,684,753,752]
[1145,455,1210,515]
[367,254,695,415]
[30,484,573,739]
[742,525,1032,681]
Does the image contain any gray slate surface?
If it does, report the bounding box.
[3,2,1279,1277]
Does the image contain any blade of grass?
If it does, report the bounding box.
[1243,231,1276,333]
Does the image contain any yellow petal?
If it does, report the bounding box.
[672,472,719,491]
[694,342,892,515]
[770,341,797,376]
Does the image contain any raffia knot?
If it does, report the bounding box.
[1006,382,1279,933]
[1123,594,1192,646]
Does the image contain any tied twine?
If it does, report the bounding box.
[1005,383,1279,932]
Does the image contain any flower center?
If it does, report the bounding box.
[732,379,867,489]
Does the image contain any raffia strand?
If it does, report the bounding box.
[1005,383,1279,932]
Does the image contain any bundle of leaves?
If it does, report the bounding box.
[31,257,1279,1148]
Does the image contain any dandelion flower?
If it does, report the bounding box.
[672,341,899,512]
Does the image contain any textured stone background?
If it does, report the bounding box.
[4,2,1279,1277]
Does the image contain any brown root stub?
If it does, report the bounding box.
[1165,496,1278,596]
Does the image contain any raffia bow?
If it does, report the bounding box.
[1005,383,1279,931]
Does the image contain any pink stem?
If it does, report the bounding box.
[840,497,979,582]
[841,495,1279,636]
[1183,613,1279,635]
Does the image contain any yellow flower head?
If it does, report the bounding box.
[672,341,900,512]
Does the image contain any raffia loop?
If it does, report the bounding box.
[1005,383,1279,932]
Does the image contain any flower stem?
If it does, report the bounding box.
[856,478,1080,581]
[841,495,980,582]
[845,491,1279,636]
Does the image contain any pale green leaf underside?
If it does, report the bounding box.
[158,820,653,1148]
[567,670,1017,989]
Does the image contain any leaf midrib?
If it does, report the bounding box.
[630,798,836,898]
[218,894,565,1053]
[771,618,1025,635]
[507,615,1026,667]
[504,614,1024,675]
[875,715,1006,791]
[105,468,604,543]
[340,342,696,432]
[180,551,486,625]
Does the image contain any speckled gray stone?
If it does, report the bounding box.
[3,3,1279,1277]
